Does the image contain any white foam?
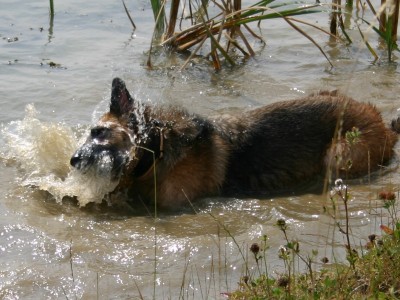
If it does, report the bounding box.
[1,104,118,206]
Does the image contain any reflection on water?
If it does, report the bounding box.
[1,0,400,298]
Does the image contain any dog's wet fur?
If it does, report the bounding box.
[70,78,399,209]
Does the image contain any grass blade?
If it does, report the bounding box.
[283,15,334,68]
[122,0,136,29]
[150,0,165,36]
[49,0,54,17]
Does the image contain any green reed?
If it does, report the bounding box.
[150,0,166,37]
[49,0,54,17]
[364,0,399,62]
[49,0,54,38]
[229,182,400,299]
[123,0,400,69]
[332,0,399,62]
[144,0,331,70]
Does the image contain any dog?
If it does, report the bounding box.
[70,78,399,209]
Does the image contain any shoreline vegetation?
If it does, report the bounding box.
[228,181,400,299]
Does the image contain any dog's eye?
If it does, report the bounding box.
[91,127,109,140]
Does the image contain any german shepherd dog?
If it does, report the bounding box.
[70,78,399,209]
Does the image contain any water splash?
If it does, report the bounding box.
[1,104,118,206]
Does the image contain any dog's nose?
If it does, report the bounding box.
[70,155,81,168]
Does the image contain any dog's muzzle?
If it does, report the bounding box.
[70,143,127,180]
[70,143,95,172]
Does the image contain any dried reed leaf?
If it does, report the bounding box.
[282,15,334,68]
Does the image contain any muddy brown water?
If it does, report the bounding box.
[1,0,400,298]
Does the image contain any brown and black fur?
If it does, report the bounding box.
[70,78,399,209]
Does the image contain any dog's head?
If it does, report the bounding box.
[71,78,213,185]
[70,78,144,181]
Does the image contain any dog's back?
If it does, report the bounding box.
[218,91,398,194]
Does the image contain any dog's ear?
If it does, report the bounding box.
[110,78,134,117]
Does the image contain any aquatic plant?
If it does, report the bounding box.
[49,0,54,18]
[229,182,400,299]
[143,0,333,69]
[363,0,399,62]
[331,0,399,62]
[121,0,399,68]
[49,0,54,38]
[122,0,137,30]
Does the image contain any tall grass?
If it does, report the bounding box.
[124,0,399,68]
[229,182,400,299]
[122,0,137,30]
[332,0,400,62]
[49,0,54,38]
[363,0,399,62]
[143,0,332,69]
[150,0,166,36]
[49,0,54,18]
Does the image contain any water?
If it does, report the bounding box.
[1,0,400,298]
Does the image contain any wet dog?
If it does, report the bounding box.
[70,78,399,208]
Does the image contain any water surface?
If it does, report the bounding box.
[1,0,400,298]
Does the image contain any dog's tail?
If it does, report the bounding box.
[391,115,400,133]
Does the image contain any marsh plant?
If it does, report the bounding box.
[44,0,400,68]
[229,180,400,299]
[119,0,400,68]
[48,0,399,68]
[331,0,400,62]
[136,0,335,69]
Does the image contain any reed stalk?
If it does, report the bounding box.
[150,0,166,37]
[122,0,136,29]
[49,0,54,17]
[166,0,180,39]
[140,0,399,68]
[334,0,399,62]
[145,0,330,69]
[49,0,54,39]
